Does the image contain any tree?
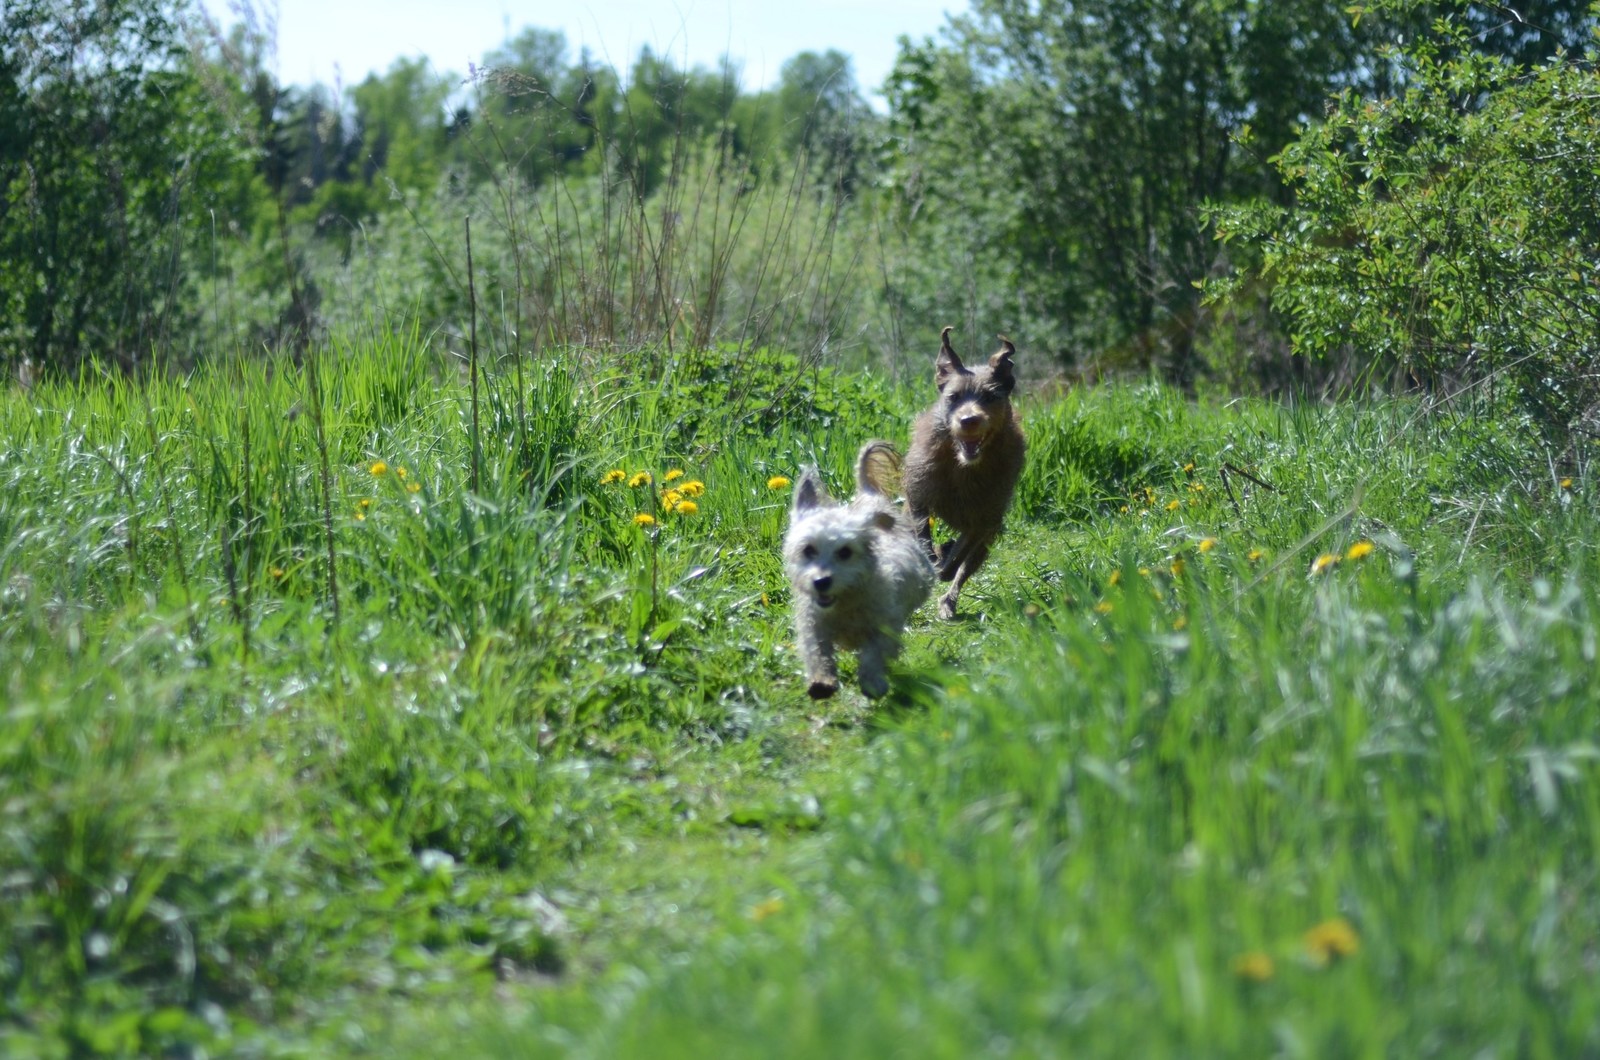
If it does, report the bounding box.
[885,0,1367,385]
[0,0,253,376]
[775,51,873,193]
[1210,1,1600,445]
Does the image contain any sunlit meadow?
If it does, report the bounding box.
[4,335,1598,1056]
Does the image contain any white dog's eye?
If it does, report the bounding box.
[836,546,853,560]
[802,544,818,560]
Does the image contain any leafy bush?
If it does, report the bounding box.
[1211,1,1600,447]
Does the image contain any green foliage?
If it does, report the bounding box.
[0,0,257,377]
[1211,1,1600,447]
[882,0,1367,381]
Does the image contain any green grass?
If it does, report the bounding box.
[3,335,1597,1056]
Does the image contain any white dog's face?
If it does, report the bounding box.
[784,470,893,609]
[785,516,876,609]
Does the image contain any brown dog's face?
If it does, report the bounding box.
[932,327,1016,465]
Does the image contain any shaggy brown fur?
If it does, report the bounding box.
[904,327,1026,620]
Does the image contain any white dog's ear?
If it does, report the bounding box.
[791,469,825,519]
[936,325,966,388]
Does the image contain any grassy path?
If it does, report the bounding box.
[7,343,1600,1055]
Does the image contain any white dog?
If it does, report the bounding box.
[784,442,935,699]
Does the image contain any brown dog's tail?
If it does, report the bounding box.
[855,440,904,499]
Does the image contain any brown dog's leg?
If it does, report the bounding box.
[911,508,939,566]
[937,532,985,581]
[937,540,991,620]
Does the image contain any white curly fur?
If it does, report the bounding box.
[783,442,935,700]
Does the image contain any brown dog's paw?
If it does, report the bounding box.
[808,679,839,699]
[937,596,959,621]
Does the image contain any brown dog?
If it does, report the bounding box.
[904,327,1026,620]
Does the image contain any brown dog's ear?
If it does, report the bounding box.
[989,335,1017,391]
[936,325,966,388]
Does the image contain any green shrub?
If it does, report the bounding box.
[1210,0,1600,448]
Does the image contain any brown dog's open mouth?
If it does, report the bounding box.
[815,593,835,608]
[955,437,983,462]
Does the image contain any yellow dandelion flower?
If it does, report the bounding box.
[1170,558,1186,577]
[661,489,683,512]
[1232,951,1275,982]
[1345,540,1376,562]
[628,471,653,488]
[601,469,626,485]
[1109,569,1123,587]
[664,469,684,482]
[358,497,372,509]
[1247,548,1265,562]
[355,511,366,522]
[679,480,706,497]
[1094,600,1114,614]
[1198,537,1217,553]
[760,592,770,607]
[1304,917,1360,963]
[750,897,785,922]
[1119,504,1130,514]
[1183,462,1196,474]
[675,500,700,516]
[396,466,408,480]
[1189,497,1200,507]
[269,566,285,579]
[1311,553,1340,575]
[1189,481,1205,493]
[407,481,421,493]
[1138,567,1151,577]
[369,460,388,476]
[1165,499,1181,512]
[767,475,792,491]
[1560,477,1573,489]
[1173,614,1189,630]
[633,513,657,527]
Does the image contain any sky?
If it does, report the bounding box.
[242,0,957,106]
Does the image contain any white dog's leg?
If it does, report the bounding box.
[799,624,840,699]
[856,636,893,699]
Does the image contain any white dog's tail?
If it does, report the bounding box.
[855,440,903,499]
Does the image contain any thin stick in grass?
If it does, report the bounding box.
[466,215,483,495]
